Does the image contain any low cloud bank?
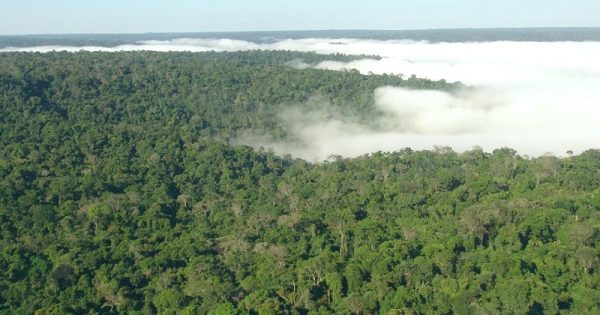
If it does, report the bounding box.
[234,85,598,161]
[4,38,600,159]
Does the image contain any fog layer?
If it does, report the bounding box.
[4,39,600,160]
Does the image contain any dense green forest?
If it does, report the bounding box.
[1,51,599,314]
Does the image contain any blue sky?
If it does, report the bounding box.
[1,0,599,35]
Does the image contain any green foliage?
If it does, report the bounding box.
[0,50,599,314]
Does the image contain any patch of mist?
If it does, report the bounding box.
[4,38,599,159]
[283,59,312,70]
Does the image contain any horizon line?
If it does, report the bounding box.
[2,26,600,37]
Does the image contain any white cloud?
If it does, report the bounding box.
[3,38,600,160]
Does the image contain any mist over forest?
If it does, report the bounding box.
[1,29,600,314]
[3,32,598,159]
